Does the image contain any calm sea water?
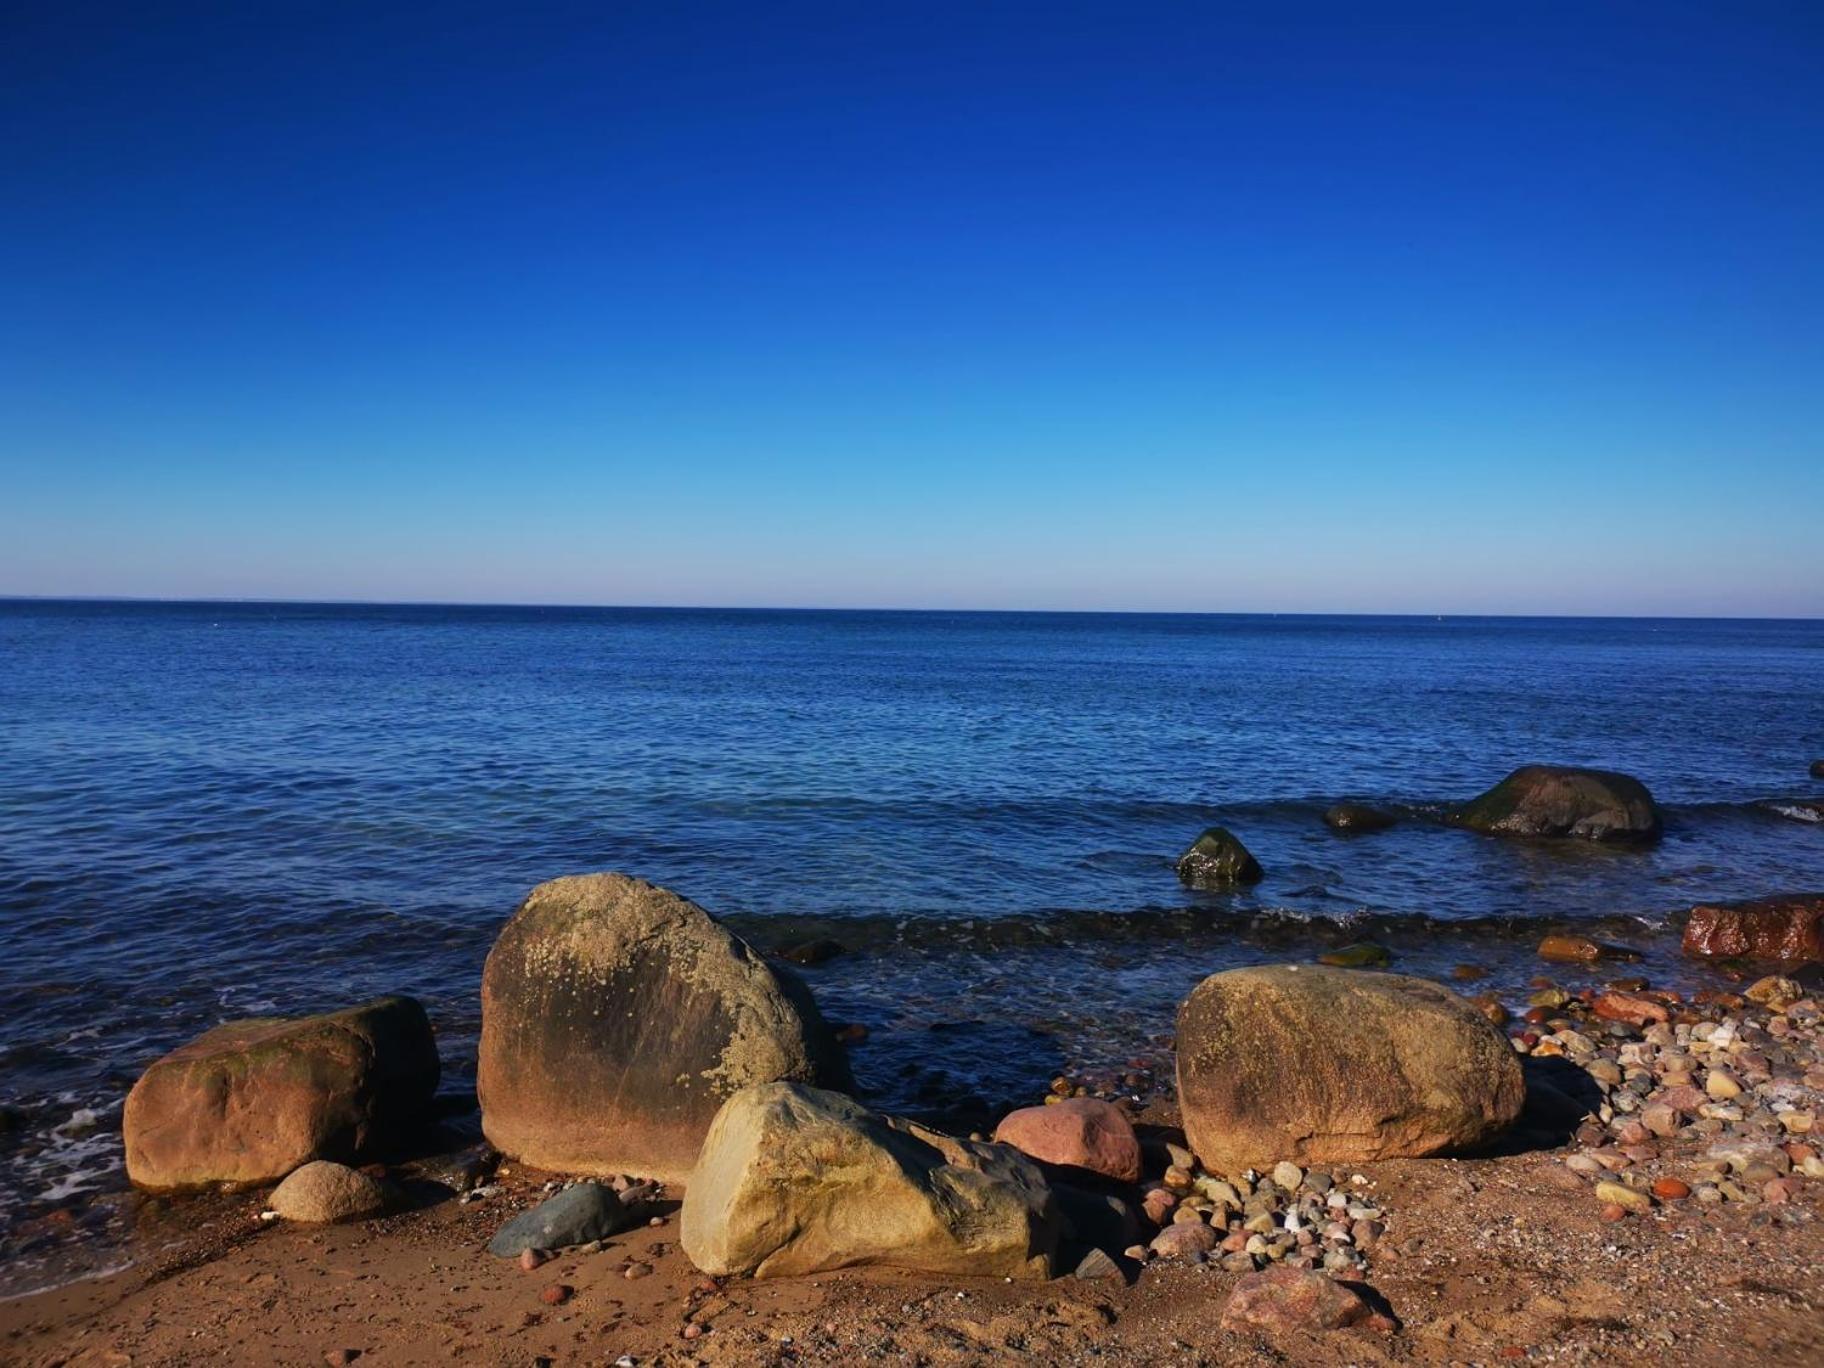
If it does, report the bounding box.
[2,602,1822,1280]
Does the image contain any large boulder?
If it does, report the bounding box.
[123,996,439,1191]
[993,1097,1142,1183]
[270,1161,389,1223]
[681,1082,1060,1280]
[1682,894,1823,964]
[1450,765,1661,843]
[1175,827,1263,888]
[1175,965,1524,1174]
[478,874,851,1182]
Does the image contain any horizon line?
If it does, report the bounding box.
[2,593,1820,624]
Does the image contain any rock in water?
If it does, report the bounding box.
[1450,765,1661,843]
[1174,827,1263,889]
[992,1097,1143,1183]
[1811,760,1824,779]
[487,1182,642,1256]
[680,1082,1060,1280]
[123,996,439,1191]
[477,873,851,1181]
[1220,1267,1397,1334]
[1322,802,1398,834]
[1682,894,1823,963]
[1175,965,1524,1173]
[1316,942,1391,968]
[270,1161,389,1223]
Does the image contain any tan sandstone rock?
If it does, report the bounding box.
[478,874,850,1182]
[681,1082,1060,1280]
[123,996,439,1191]
[1176,965,1524,1174]
[270,1160,389,1223]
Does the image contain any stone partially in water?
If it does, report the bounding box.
[1451,765,1661,843]
[1538,934,1641,964]
[477,873,851,1182]
[1322,803,1398,834]
[1682,894,1823,964]
[123,996,440,1192]
[1316,943,1391,969]
[1175,827,1263,889]
[680,1082,1059,1280]
[1176,965,1524,1173]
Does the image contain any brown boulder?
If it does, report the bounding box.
[1682,894,1823,964]
[123,997,439,1191]
[680,1082,1059,1280]
[1451,766,1661,843]
[478,874,850,1182]
[1176,966,1524,1174]
[1221,1267,1397,1334]
[993,1097,1142,1183]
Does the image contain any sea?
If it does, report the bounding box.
[2,601,1821,1289]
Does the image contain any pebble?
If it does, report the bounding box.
[1650,1177,1691,1201]
[518,1248,546,1272]
[539,1284,572,1306]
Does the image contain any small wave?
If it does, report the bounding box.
[727,902,1678,958]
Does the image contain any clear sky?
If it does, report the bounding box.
[3,2,1821,615]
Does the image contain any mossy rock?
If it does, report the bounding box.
[1175,827,1263,889]
[1451,765,1661,844]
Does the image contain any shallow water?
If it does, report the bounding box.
[2,602,1821,1285]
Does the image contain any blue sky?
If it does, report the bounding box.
[3,2,1821,614]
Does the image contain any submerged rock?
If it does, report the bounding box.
[993,1097,1142,1183]
[1811,759,1824,779]
[1451,765,1661,843]
[1322,802,1398,834]
[1317,942,1391,969]
[1176,965,1524,1173]
[487,1182,646,1257]
[270,1161,389,1224]
[1682,894,1823,964]
[477,873,851,1182]
[1537,933,1641,964]
[680,1082,1060,1280]
[123,996,439,1191]
[1175,827,1263,889]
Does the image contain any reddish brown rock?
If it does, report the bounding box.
[1592,991,1669,1027]
[1537,935,1641,964]
[1176,966,1524,1173]
[1651,1177,1691,1201]
[539,1284,572,1306]
[123,997,439,1192]
[993,1097,1142,1183]
[1220,1267,1396,1334]
[478,874,850,1182]
[1682,895,1823,964]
